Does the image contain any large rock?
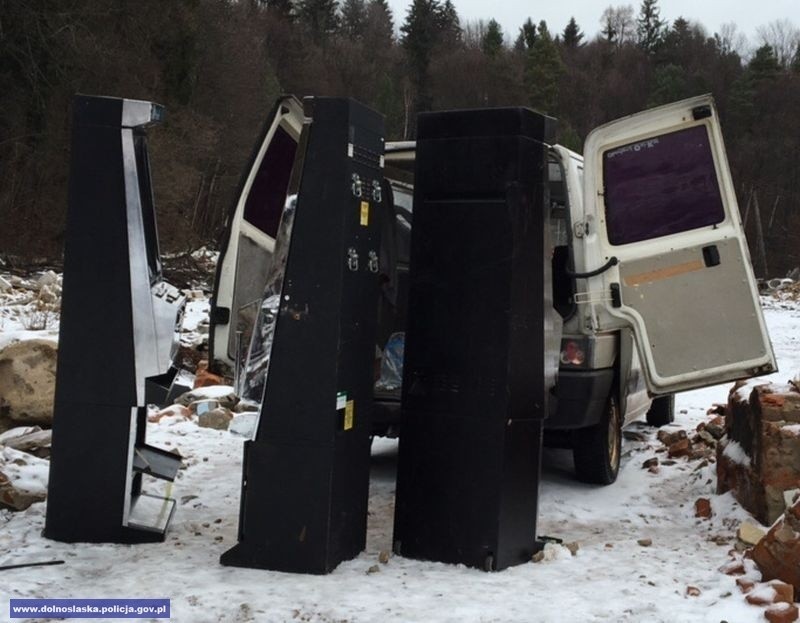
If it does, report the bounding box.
[753,497,800,594]
[0,339,58,432]
[717,380,800,524]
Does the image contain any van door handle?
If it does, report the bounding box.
[702,245,721,267]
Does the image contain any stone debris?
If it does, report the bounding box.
[737,578,756,593]
[637,538,652,547]
[695,498,712,519]
[0,427,51,458]
[148,405,192,424]
[564,541,580,556]
[197,407,233,431]
[752,496,800,593]
[738,521,768,547]
[532,543,573,563]
[642,457,659,470]
[0,470,46,511]
[685,586,701,597]
[745,580,794,606]
[765,603,800,623]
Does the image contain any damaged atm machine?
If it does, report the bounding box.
[209,99,561,573]
[45,95,187,543]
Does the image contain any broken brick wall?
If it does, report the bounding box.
[717,381,800,525]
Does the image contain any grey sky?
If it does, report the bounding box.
[386,0,799,47]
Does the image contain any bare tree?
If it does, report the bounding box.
[600,5,635,47]
[756,18,800,68]
[715,22,749,57]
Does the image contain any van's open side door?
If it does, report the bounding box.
[209,96,304,373]
[582,95,776,395]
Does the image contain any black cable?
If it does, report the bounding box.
[565,256,619,279]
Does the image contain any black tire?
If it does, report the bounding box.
[573,395,621,485]
[646,394,675,427]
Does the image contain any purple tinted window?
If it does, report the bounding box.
[603,125,725,245]
[243,126,297,238]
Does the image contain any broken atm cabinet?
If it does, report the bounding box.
[392,107,561,571]
[44,95,185,544]
[219,97,386,574]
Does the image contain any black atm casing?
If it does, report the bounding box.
[393,107,560,571]
[220,97,385,574]
[45,95,183,544]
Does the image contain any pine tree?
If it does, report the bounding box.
[341,0,367,38]
[435,0,461,47]
[297,0,339,41]
[401,0,442,115]
[482,19,504,57]
[749,44,781,80]
[515,17,537,51]
[365,0,394,43]
[525,21,564,113]
[562,17,583,48]
[637,0,665,54]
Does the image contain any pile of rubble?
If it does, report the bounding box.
[0,270,61,332]
[149,381,259,437]
[637,408,725,478]
[0,426,51,512]
[716,379,800,622]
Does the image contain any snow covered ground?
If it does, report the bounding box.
[1,288,799,622]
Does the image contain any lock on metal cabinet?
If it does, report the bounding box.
[220,97,386,574]
[393,107,560,571]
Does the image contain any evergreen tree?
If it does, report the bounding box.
[365,0,394,43]
[637,0,666,53]
[562,17,584,48]
[341,0,367,38]
[401,0,442,115]
[297,0,339,41]
[524,21,564,113]
[435,0,461,47]
[482,19,504,57]
[515,17,537,51]
[749,44,781,80]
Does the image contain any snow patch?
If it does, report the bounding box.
[723,440,752,467]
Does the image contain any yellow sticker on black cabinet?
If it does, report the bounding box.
[344,400,354,430]
[360,201,369,226]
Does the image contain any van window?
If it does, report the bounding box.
[603,125,725,245]
[243,126,298,239]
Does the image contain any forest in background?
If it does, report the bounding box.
[1,0,798,276]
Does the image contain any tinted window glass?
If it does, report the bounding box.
[243,126,297,238]
[603,125,725,245]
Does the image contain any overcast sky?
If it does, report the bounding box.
[386,0,798,47]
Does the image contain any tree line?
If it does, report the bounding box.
[1,0,798,275]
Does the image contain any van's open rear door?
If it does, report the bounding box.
[209,96,304,373]
[582,95,776,394]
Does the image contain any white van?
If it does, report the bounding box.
[209,94,776,485]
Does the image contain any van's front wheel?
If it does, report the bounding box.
[572,395,621,485]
